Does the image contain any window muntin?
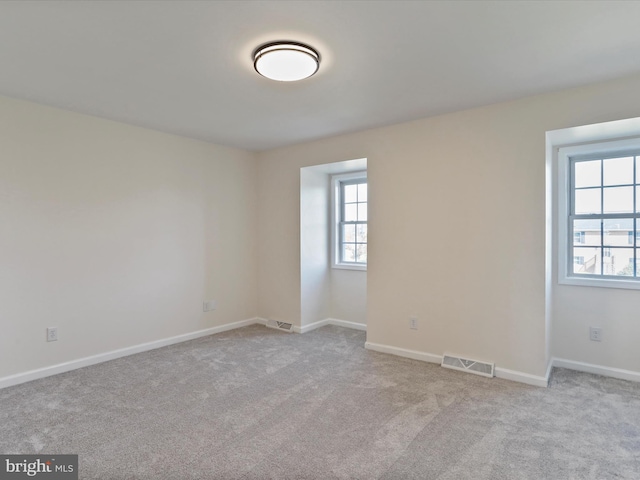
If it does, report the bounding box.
[339,179,367,265]
[569,153,640,280]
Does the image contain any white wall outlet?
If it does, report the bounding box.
[409,316,418,330]
[203,300,217,312]
[590,327,602,342]
[46,327,58,342]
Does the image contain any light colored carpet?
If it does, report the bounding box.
[1,324,639,479]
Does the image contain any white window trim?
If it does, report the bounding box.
[331,171,367,271]
[558,137,640,290]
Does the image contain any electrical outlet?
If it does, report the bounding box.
[590,327,602,342]
[409,316,418,330]
[47,327,58,342]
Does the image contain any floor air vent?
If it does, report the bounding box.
[441,353,494,378]
[266,319,294,333]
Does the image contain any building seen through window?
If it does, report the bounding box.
[339,179,367,264]
[570,154,640,278]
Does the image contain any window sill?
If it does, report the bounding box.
[559,275,640,290]
[333,263,367,272]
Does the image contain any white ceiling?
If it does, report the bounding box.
[1,1,640,151]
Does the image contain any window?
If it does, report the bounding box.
[332,172,367,269]
[560,140,640,287]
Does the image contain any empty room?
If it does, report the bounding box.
[1,1,640,479]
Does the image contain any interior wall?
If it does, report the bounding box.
[259,156,367,326]
[331,269,367,324]
[300,161,368,327]
[0,95,258,379]
[549,120,640,375]
[299,168,368,327]
[300,168,331,326]
[553,287,640,372]
[6,73,640,382]
[257,73,640,378]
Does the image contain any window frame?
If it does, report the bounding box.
[331,171,367,271]
[558,138,640,289]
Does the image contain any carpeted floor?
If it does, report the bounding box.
[1,324,639,479]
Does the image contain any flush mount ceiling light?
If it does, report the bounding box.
[253,41,320,82]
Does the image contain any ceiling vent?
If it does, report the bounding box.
[441,353,494,378]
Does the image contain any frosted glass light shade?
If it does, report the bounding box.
[254,42,320,82]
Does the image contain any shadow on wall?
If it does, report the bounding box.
[300,158,367,329]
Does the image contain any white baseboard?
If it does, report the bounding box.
[0,317,262,390]
[327,318,367,331]
[297,318,366,334]
[27,317,640,391]
[494,367,549,388]
[295,320,322,334]
[364,342,442,365]
[552,357,640,383]
[364,341,549,388]
[544,357,555,383]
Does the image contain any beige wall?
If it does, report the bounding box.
[258,73,640,378]
[549,122,640,375]
[331,269,367,324]
[5,72,640,383]
[0,95,258,379]
[299,164,367,326]
[300,168,331,326]
[553,286,640,371]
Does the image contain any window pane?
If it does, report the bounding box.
[358,203,368,221]
[636,186,640,213]
[574,188,601,214]
[343,224,356,242]
[356,244,367,263]
[358,183,368,202]
[603,218,633,246]
[603,156,634,186]
[573,219,600,246]
[356,224,367,243]
[603,248,634,276]
[603,186,633,214]
[573,247,601,275]
[574,160,601,188]
[344,204,357,221]
[344,184,357,203]
[342,244,355,262]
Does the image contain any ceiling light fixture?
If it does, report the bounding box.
[253,41,320,82]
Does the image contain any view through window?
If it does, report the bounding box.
[570,153,640,278]
[339,178,367,265]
